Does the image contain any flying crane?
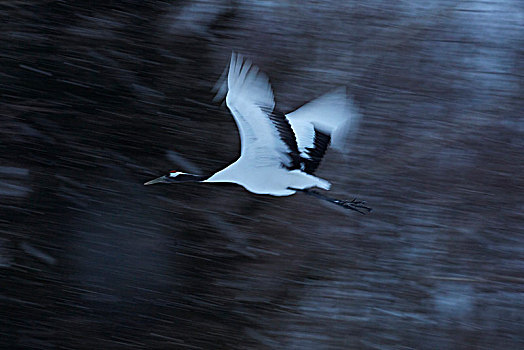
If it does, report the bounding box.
[145,53,371,214]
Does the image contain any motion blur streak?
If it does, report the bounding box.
[1,1,523,349]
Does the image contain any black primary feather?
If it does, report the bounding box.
[260,106,302,170]
[302,128,331,174]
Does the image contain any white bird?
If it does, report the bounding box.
[145,53,371,214]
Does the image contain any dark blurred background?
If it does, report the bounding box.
[1,1,523,349]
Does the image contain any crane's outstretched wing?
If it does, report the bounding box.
[286,87,361,174]
[225,53,300,169]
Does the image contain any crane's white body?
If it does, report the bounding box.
[204,53,360,196]
[206,164,329,196]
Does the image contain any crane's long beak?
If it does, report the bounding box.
[144,175,170,185]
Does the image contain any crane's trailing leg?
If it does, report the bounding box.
[291,188,372,214]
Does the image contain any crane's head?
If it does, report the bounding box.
[144,170,206,185]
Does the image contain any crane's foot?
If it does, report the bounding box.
[293,188,372,215]
[333,198,372,214]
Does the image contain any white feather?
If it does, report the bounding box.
[287,86,361,156]
[205,53,331,195]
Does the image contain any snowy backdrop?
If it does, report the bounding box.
[2,0,523,349]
